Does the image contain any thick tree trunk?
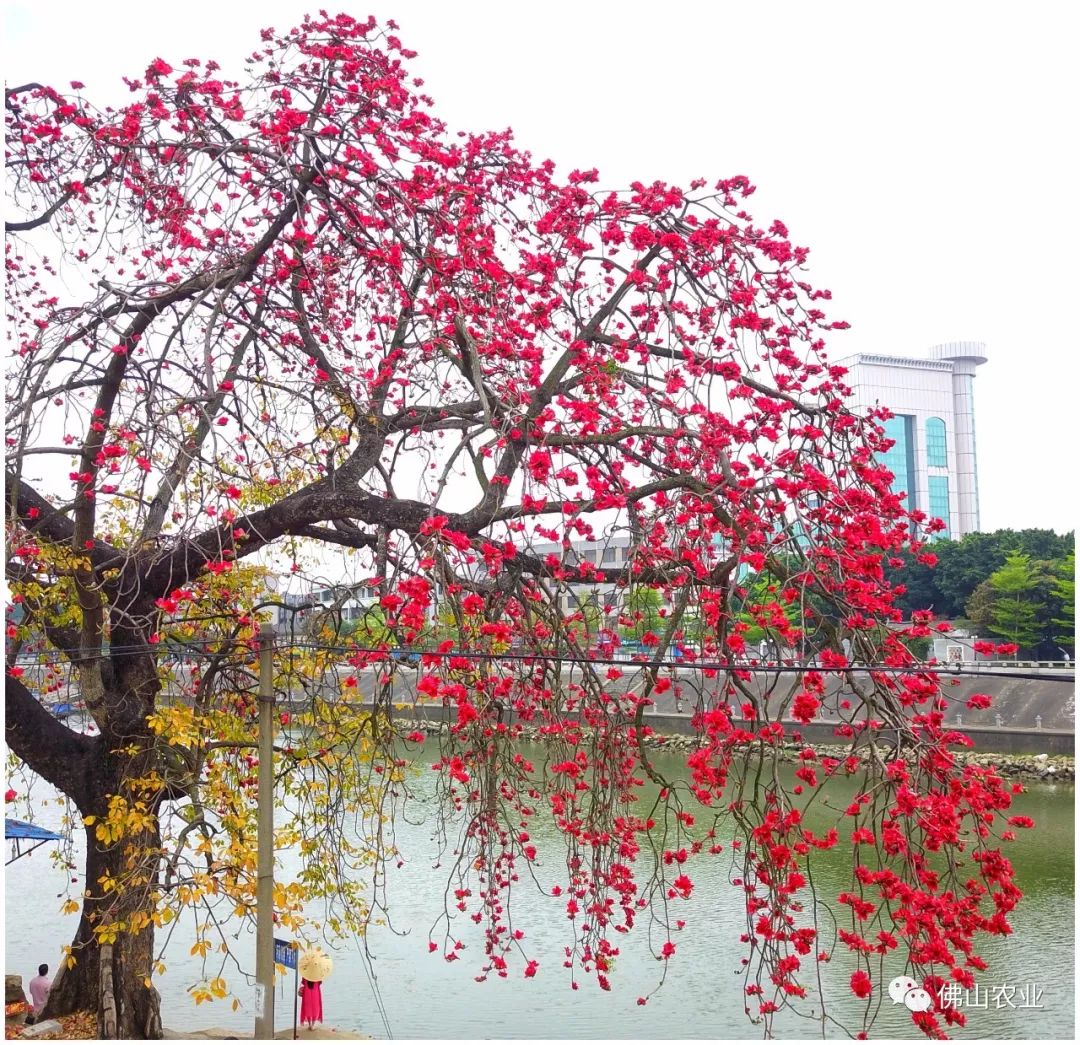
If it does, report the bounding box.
[43,820,164,1038]
[5,628,171,1040]
[99,935,162,1041]
[34,716,166,1041]
[43,816,164,1038]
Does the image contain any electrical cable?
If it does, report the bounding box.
[10,639,1075,683]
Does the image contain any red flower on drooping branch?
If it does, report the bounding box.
[850,970,872,998]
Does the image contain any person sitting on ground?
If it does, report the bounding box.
[27,964,51,1023]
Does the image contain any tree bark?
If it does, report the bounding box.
[42,816,164,1038]
[9,615,169,1039]
[5,675,97,810]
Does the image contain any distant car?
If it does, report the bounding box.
[390,650,422,666]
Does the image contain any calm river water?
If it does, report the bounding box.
[4,741,1075,1039]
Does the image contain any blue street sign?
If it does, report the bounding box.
[274,938,298,969]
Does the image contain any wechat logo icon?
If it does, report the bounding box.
[888,975,933,1013]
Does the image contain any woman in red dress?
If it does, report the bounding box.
[298,978,323,1030]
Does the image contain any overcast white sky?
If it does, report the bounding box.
[5,0,1077,537]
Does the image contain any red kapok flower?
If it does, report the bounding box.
[850,970,872,998]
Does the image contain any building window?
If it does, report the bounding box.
[602,547,617,563]
[926,417,947,467]
[879,415,916,511]
[928,476,951,539]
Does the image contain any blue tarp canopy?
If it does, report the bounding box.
[6,818,62,841]
[5,818,62,864]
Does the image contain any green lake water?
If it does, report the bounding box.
[4,743,1074,1039]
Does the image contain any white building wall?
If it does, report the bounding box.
[929,342,986,536]
[835,344,987,538]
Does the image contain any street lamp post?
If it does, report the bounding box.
[254,624,276,1039]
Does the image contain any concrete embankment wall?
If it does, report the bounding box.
[341,700,1074,757]
[264,666,1076,757]
[40,659,1072,734]
[131,660,1074,756]
[856,672,1074,731]
[276,667,1074,724]
[641,713,1075,757]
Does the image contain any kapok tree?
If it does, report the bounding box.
[6,13,1028,1039]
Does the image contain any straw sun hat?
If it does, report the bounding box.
[297,947,333,982]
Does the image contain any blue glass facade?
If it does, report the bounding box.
[926,417,947,467]
[928,475,951,538]
[880,415,916,511]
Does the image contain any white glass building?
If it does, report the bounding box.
[833,342,988,538]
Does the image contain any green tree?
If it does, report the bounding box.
[622,585,664,640]
[987,552,1046,650]
[351,604,393,648]
[963,579,998,634]
[936,530,1073,618]
[1010,529,1075,562]
[885,529,1075,621]
[576,595,602,643]
[734,571,787,645]
[929,533,1002,617]
[1051,552,1075,650]
[884,548,944,617]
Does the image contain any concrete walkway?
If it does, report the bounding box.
[164,1025,366,1040]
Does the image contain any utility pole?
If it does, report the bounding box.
[255,623,276,1040]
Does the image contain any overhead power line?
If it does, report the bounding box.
[10,639,1075,683]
